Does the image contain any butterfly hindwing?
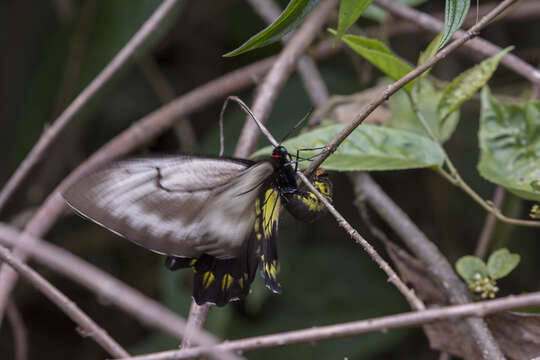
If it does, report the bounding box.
[284,169,332,223]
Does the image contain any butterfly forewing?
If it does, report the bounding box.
[63,156,274,259]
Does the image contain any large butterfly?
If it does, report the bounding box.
[63,145,332,306]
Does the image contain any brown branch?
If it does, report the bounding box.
[373,0,540,85]
[352,173,504,359]
[6,301,28,360]
[118,290,540,360]
[297,173,426,311]
[0,0,183,214]
[0,245,130,358]
[0,223,242,360]
[234,0,339,157]
[0,38,341,322]
[304,0,522,177]
[474,186,506,259]
[180,302,212,349]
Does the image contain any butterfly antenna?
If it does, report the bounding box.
[278,107,314,144]
[220,96,279,149]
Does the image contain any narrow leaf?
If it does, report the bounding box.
[456,256,488,285]
[487,249,520,280]
[251,124,445,171]
[362,0,428,23]
[439,0,470,50]
[335,0,374,43]
[332,31,415,91]
[478,86,540,201]
[224,0,320,57]
[437,46,513,126]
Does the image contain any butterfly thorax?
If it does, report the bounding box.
[271,145,297,195]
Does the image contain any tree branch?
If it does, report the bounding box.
[0,245,130,358]
[118,290,540,360]
[6,301,28,360]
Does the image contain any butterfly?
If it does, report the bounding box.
[63,145,332,306]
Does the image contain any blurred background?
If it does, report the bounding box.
[1,0,540,359]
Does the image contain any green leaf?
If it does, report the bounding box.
[223,0,319,57]
[456,256,488,284]
[487,248,520,280]
[335,0,374,43]
[332,31,415,91]
[478,86,540,201]
[418,33,443,67]
[437,46,513,127]
[439,0,470,50]
[251,124,445,171]
[389,83,460,142]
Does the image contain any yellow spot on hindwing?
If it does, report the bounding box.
[262,189,280,238]
[203,271,215,288]
[264,260,278,280]
[221,274,233,291]
[238,277,244,289]
[189,259,197,266]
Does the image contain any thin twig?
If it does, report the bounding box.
[374,0,540,85]
[0,38,342,322]
[0,245,130,358]
[6,301,28,360]
[352,173,505,359]
[0,223,242,360]
[118,290,540,360]
[234,0,339,157]
[304,0,523,177]
[246,0,329,107]
[475,186,506,259]
[0,0,183,214]
[181,302,211,349]
[297,172,426,311]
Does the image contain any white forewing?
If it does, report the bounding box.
[63,156,275,258]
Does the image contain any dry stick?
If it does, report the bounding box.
[0,224,242,360]
[0,0,183,214]
[118,290,540,360]
[234,0,339,158]
[246,0,329,107]
[373,0,540,85]
[475,186,506,259]
[6,301,28,360]
[297,173,426,311]
[352,173,504,359]
[0,36,341,328]
[304,0,523,178]
[0,245,130,358]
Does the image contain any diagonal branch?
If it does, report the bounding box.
[0,245,130,358]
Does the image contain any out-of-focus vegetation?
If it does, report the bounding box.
[1,1,540,359]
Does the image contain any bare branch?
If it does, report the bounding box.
[475,186,506,259]
[0,223,242,360]
[6,301,28,360]
[0,0,183,213]
[297,172,426,311]
[118,290,540,360]
[181,303,211,349]
[234,0,339,157]
[304,0,523,177]
[0,245,130,358]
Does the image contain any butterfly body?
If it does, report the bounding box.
[63,146,332,306]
